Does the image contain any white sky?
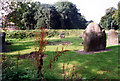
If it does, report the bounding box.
[32,0,119,23]
[0,0,119,24]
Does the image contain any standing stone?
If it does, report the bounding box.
[82,22,106,52]
[107,29,118,45]
[59,31,65,38]
[0,30,6,52]
[0,31,1,52]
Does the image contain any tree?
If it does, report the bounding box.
[85,20,93,26]
[0,0,17,28]
[54,1,87,29]
[118,1,120,28]
[100,7,119,30]
[4,1,88,29]
[34,4,51,29]
[49,6,61,29]
[106,16,112,29]
[22,2,40,29]
[3,0,32,29]
[8,2,26,29]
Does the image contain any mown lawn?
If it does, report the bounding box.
[2,30,120,80]
[5,36,83,55]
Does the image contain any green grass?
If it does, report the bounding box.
[43,46,119,79]
[3,29,120,80]
[5,36,83,55]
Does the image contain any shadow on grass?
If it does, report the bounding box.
[42,45,120,79]
[6,40,35,52]
[6,37,83,53]
[5,42,120,79]
[71,45,119,79]
[7,45,30,52]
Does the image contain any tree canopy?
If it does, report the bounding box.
[118,1,120,27]
[99,2,120,30]
[3,1,88,29]
[54,1,87,29]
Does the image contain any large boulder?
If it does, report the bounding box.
[82,22,106,52]
[107,29,118,45]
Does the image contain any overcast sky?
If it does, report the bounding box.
[0,0,119,24]
[32,0,119,23]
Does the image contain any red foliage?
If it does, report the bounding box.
[34,27,47,80]
[34,27,71,80]
[49,47,70,70]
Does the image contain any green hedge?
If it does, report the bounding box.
[6,30,36,39]
[6,29,84,39]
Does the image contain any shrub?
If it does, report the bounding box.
[2,68,30,81]
[2,54,30,81]
[6,29,84,39]
[6,30,36,39]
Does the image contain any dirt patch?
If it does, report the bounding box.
[75,49,112,54]
[18,51,48,59]
[47,41,72,45]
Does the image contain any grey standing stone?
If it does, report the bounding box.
[0,30,6,52]
[107,29,118,45]
[82,22,106,52]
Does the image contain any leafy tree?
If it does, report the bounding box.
[4,1,88,29]
[86,20,93,26]
[6,1,31,29]
[49,6,61,29]
[22,2,40,29]
[34,4,51,29]
[106,16,112,29]
[118,1,120,28]
[100,7,119,30]
[0,0,18,28]
[34,4,62,29]
[54,1,87,29]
